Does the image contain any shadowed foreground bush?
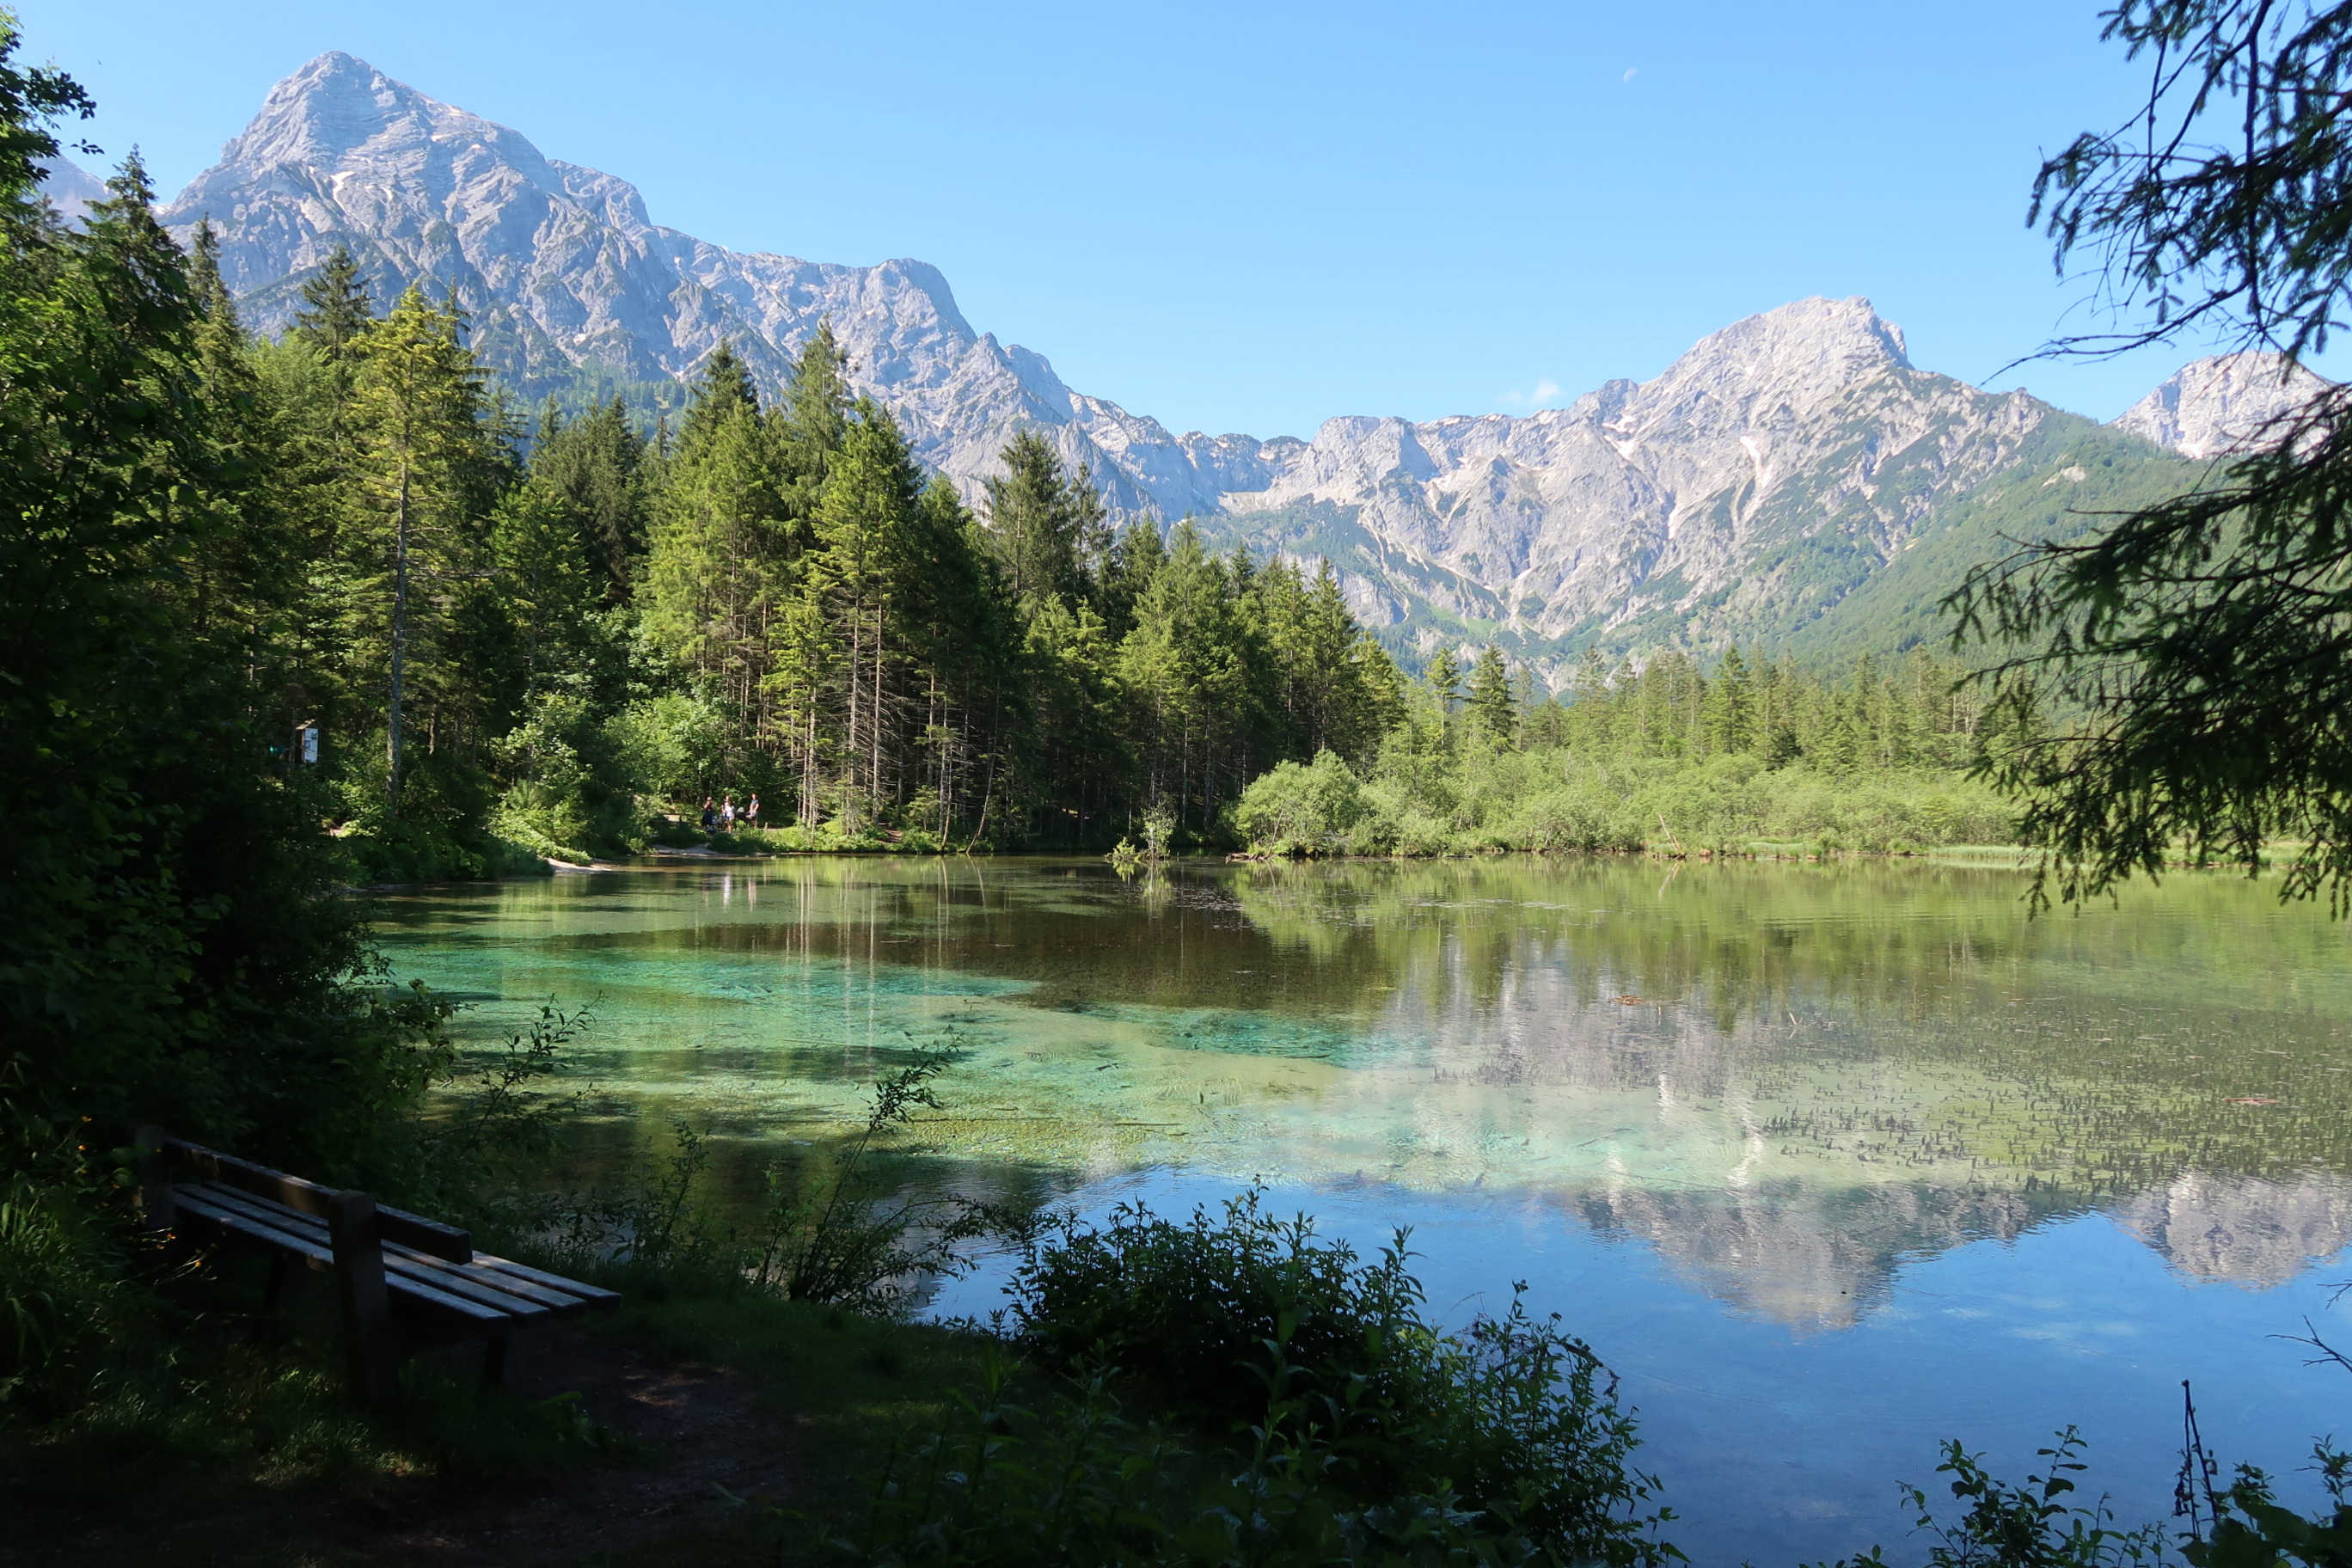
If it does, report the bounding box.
[841,1192,1677,1567]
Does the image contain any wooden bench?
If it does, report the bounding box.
[132,1126,617,1408]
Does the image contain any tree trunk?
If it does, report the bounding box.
[387,451,411,818]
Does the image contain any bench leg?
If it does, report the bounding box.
[328,1191,401,1411]
[481,1332,508,1390]
[265,1253,311,1314]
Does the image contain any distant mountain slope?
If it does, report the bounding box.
[155,52,1233,520]
[1778,418,2190,663]
[35,155,105,223]
[2115,352,2332,459]
[160,52,2208,677]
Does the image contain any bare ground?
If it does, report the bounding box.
[323,1327,803,1565]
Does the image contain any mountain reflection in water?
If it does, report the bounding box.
[377,856,2352,1565]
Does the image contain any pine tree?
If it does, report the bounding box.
[780,321,850,518]
[985,430,1098,609]
[1426,646,1462,714]
[346,285,496,812]
[1705,646,1754,756]
[642,346,788,730]
[1099,515,1165,640]
[293,242,374,361]
[530,395,648,604]
[805,397,924,828]
[1466,645,1515,747]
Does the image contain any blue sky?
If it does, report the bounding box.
[31,1,2238,438]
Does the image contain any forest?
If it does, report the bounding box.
[162,235,1396,878]
[119,216,2007,879]
[1235,642,2012,857]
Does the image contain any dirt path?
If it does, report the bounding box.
[323,1328,800,1565]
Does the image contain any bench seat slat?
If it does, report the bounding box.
[383,1243,585,1312]
[186,1180,332,1239]
[382,1270,515,1325]
[472,1253,621,1308]
[169,1178,610,1326]
[181,1183,548,1321]
[381,1251,554,1320]
[173,1190,334,1263]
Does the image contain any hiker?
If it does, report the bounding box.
[745,793,761,830]
[720,794,737,831]
[700,797,717,831]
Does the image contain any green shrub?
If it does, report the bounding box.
[1810,1429,2171,1568]
[0,1179,133,1416]
[1234,750,1371,854]
[995,1191,1675,1565]
[603,691,731,805]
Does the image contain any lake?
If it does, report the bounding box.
[376,854,2352,1566]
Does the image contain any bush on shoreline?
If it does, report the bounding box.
[1234,746,2016,859]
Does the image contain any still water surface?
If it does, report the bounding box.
[377,856,2352,1565]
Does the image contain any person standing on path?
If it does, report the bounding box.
[720,795,736,832]
[746,793,761,831]
[701,797,717,832]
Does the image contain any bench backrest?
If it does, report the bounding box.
[144,1131,474,1263]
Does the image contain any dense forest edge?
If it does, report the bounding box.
[0,95,2030,879]
[8,12,2349,1568]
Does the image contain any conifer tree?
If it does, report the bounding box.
[781,320,850,511]
[1467,645,1515,747]
[347,285,496,812]
[1099,515,1165,640]
[806,397,924,826]
[294,243,374,361]
[986,429,1098,609]
[642,344,788,730]
[1426,646,1462,715]
[530,395,648,604]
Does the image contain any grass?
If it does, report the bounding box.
[0,1245,1019,1568]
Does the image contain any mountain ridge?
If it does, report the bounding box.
[139,52,2220,673]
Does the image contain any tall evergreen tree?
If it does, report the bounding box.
[293,242,373,361]
[346,285,498,812]
[530,395,648,604]
[985,429,1103,609]
[1467,645,1515,747]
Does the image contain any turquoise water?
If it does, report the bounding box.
[377,855,2352,1565]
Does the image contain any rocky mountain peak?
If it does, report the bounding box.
[1661,295,1910,387]
[1609,296,1915,448]
[2111,351,2331,458]
[162,54,2196,674]
[214,52,525,176]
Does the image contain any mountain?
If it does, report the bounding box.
[1189,299,2164,662]
[2114,351,2332,459]
[158,53,2202,675]
[34,154,106,224]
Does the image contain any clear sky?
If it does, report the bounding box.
[28,1,2251,438]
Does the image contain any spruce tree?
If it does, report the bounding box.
[530,394,648,604]
[781,320,850,513]
[1467,645,1515,746]
[1099,515,1165,640]
[985,429,1092,609]
[293,242,374,360]
[347,285,495,812]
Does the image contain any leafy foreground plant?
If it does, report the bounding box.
[1810,1429,2171,1568]
[836,1193,1677,1567]
[1807,1400,2352,1568]
[750,1046,997,1312]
